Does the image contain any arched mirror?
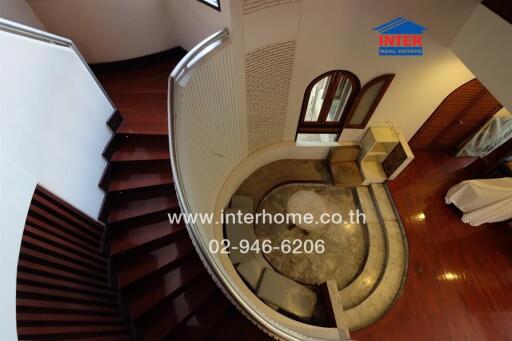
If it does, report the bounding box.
[296,70,360,142]
[296,72,395,142]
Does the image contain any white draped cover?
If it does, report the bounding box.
[457,109,512,157]
[445,177,512,226]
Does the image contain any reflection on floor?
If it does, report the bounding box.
[352,151,512,340]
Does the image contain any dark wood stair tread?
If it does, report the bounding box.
[17,312,125,323]
[230,315,272,341]
[94,49,187,341]
[110,135,169,162]
[17,283,115,306]
[95,53,184,95]
[19,245,107,281]
[168,292,231,340]
[94,49,257,341]
[110,217,185,255]
[17,271,116,298]
[107,188,178,223]
[205,306,242,341]
[108,161,172,192]
[207,306,273,341]
[118,122,167,135]
[25,215,104,257]
[113,93,168,135]
[32,192,103,238]
[76,333,133,341]
[126,255,206,318]
[18,259,108,289]
[140,275,218,340]
[16,298,120,314]
[116,236,194,287]
[17,324,131,339]
[110,94,168,134]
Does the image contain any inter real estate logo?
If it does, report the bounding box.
[373,17,427,56]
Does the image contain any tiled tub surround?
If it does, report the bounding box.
[342,184,408,331]
[232,180,408,330]
[255,184,368,289]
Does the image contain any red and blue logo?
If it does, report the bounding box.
[373,17,427,56]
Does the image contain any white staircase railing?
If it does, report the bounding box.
[168,28,345,341]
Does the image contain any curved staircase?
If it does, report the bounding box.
[95,51,272,340]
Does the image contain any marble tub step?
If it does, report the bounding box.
[341,184,407,331]
[257,268,317,321]
[339,222,386,309]
[355,186,379,224]
[370,183,397,222]
[345,220,406,330]
[339,187,387,309]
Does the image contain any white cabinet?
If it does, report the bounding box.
[358,127,414,185]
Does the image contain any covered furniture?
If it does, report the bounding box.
[445,177,512,226]
[225,208,258,264]
[457,109,512,157]
[237,255,280,310]
[237,255,272,290]
[256,268,317,321]
[226,195,257,264]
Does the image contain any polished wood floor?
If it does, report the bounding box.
[353,151,512,341]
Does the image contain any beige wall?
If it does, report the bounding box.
[169,0,231,51]
[235,0,482,150]
[18,0,509,147]
[283,0,479,143]
[242,1,302,152]
[0,0,44,29]
[451,4,512,112]
[28,0,177,63]
[27,0,230,63]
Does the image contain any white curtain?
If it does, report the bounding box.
[445,177,512,226]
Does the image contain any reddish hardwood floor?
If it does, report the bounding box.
[353,151,512,341]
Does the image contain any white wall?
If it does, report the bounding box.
[0,158,37,341]
[0,30,114,339]
[281,0,479,143]
[27,0,177,63]
[451,5,512,112]
[27,0,231,63]
[0,0,44,30]
[168,0,231,51]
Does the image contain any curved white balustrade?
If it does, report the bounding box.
[168,29,344,340]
